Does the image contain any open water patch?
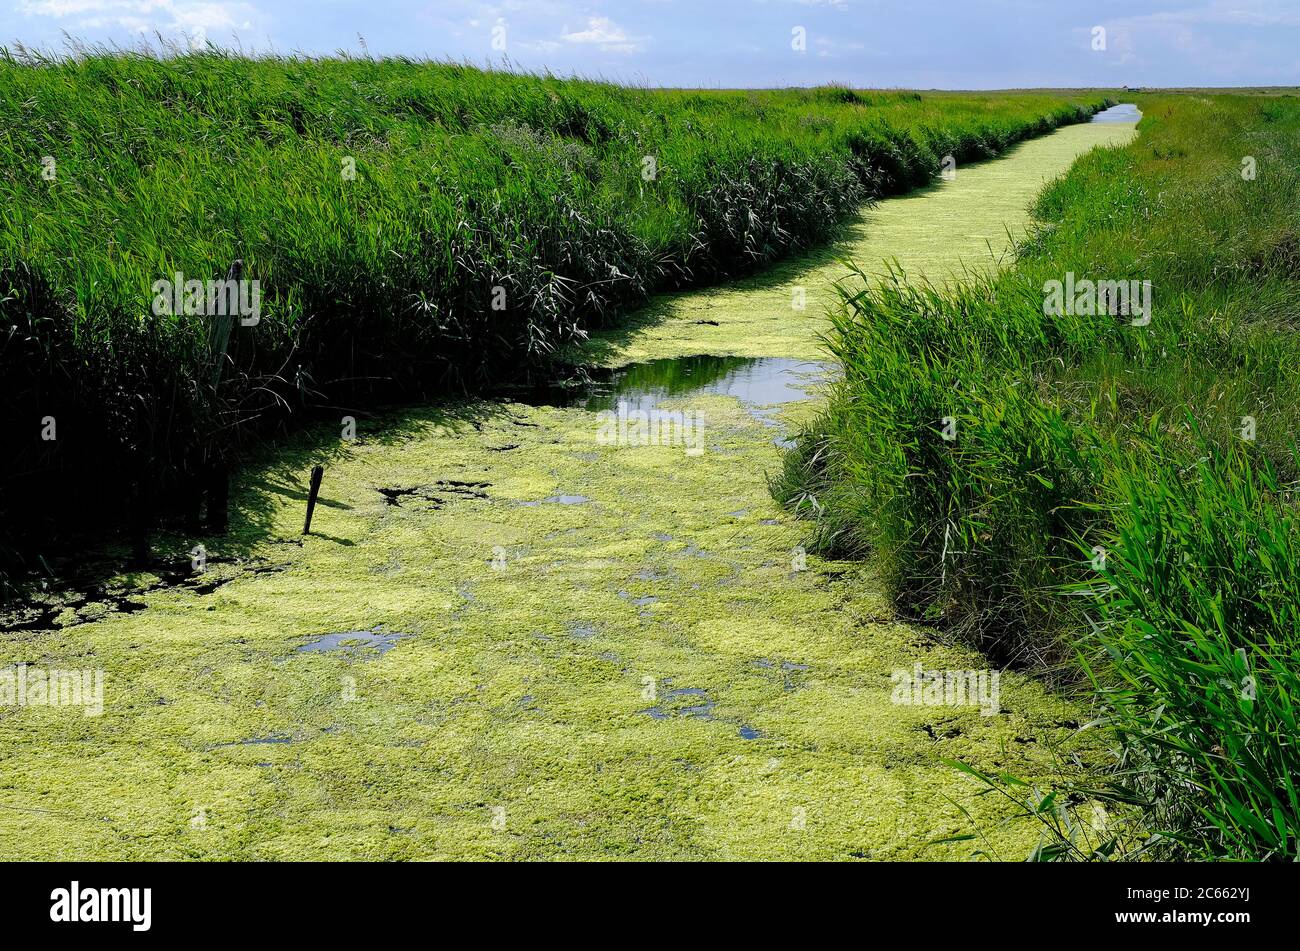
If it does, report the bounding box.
[1091,103,1141,123]
[295,626,409,657]
[522,355,833,434]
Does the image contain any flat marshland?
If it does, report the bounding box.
[1,53,1295,861]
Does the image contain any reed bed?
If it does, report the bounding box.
[0,48,1102,579]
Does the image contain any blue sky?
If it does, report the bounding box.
[8,1,1300,88]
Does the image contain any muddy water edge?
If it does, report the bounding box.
[0,119,1137,860]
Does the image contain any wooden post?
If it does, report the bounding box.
[129,480,152,568]
[202,259,242,533]
[207,462,230,534]
[302,464,324,535]
[209,259,241,387]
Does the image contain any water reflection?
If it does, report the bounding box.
[1091,103,1141,123]
[553,355,833,439]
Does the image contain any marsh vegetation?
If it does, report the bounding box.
[778,93,1300,859]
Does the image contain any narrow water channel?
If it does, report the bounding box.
[2,117,1138,860]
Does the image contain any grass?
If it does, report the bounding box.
[777,92,1300,859]
[0,46,1108,585]
[0,107,1118,859]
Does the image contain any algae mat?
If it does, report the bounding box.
[582,121,1136,367]
[0,120,1136,860]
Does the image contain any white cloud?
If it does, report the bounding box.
[1124,0,1300,29]
[21,0,170,14]
[19,0,259,44]
[1086,1,1300,77]
[561,15,641,53]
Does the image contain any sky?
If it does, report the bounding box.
[7,0,1300,88]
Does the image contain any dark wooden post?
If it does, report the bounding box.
[200,259,243,534]
[128,480,153,568]
[207,462,230,534]
[302,465,324,534]
[184,455,204,535]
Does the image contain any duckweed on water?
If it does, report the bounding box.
[0,120,1134,860]
[1,389,1083,860]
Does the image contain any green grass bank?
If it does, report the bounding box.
[777,92,1300,859]
[0,50,1107,584]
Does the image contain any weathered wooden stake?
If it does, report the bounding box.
[184,465,204,535]
[207,462,230,534]
[129,480,153,568]
[303,464,324,535]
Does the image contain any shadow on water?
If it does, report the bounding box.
[0,399,516,629]
[1,354,827,628]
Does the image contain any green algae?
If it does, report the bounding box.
[0,121,1136,861]
[580,122,1137,367]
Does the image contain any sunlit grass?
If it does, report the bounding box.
[0,46,1106,577]
[778,92,1300,859]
